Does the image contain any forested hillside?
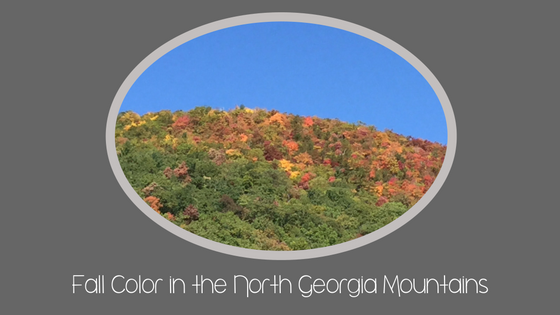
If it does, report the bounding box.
[115,106,446,250]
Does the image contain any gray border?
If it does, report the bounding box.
[105,12,456,260]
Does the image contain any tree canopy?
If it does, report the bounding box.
[116,106,446,250]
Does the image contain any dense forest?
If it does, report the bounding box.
[115,106,446,250]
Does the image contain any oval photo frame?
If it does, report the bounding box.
[106,12,456,260]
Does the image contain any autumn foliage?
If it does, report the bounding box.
[116,106,446,250]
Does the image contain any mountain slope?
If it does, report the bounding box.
[115,106,446,250]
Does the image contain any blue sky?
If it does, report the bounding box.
[120,22,447,144]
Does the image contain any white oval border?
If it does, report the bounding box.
[106,12,456,260]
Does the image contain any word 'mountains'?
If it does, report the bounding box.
[116,106,446,250]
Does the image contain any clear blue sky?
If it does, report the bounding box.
[120,22,447,144]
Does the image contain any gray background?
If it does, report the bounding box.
[2,1,557,314]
